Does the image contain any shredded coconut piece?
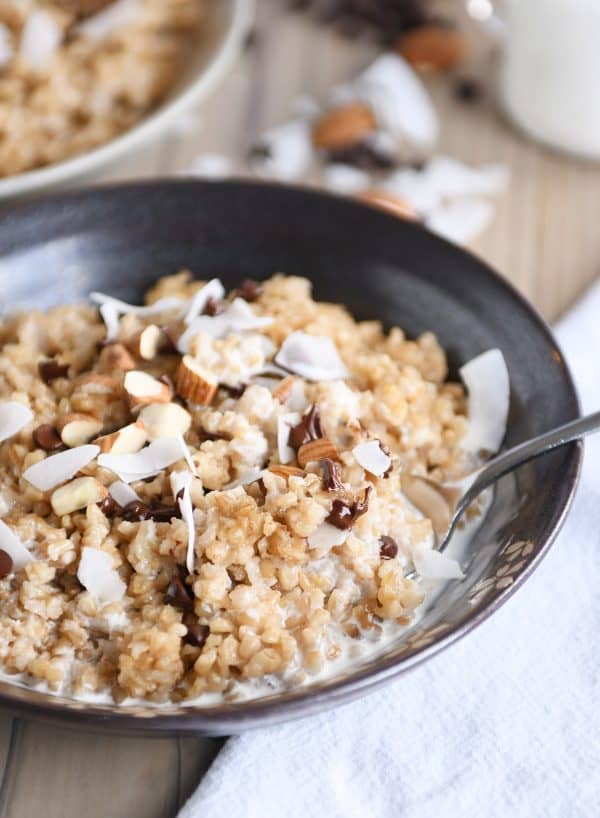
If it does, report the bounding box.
[23,445,100,492]
[78,547,126,603]
[170,471,195,574]
[0,520,32,570]
[0,402,33,444]
[276,332,349,381]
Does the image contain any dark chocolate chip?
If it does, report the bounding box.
[165,573,194,611]
[327,486,372,530]
[185,623,210,648]
[248,143,272,162]
[219,382,247,399]
[454,77,483,103]
[98,494,118,517]
[233,279,264,303]
[159,326,179,353]
[379,535,398,560]
[122,499,181,523]
[38,360,69,384]
[33,424,63,452]
[203,297,226,317]
[326,142,396,171]
[321,458,344,492]
[0,549,13,579]
[288,404,324,449]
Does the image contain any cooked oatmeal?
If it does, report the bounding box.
[0,0,205,178]
[0,273,506,704]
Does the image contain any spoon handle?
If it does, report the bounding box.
[460,409,600,513]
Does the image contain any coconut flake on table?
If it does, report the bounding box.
[425,156,510,199]
[275,332,349,382]
[77,547,126,604]
[183,279,226,325]
[76,0,139,40]
[19,9,63,73]
[459,348,509,455]
[23,444,100,492]
[307,522,348,555]
[108,481,140,508]
[98,437,186,483]
[412,542,464,580]
[177,298,273,353]
[186,154,234,179]
[324,164,370,195]
[0,23,13,70]
[0,519,33,570]
[289,94,321,119]
[426,197,495,246]
[170,471,196,574]
[0,402,33,444]
[249,119,313,181]
[277,412,301,464]
[383,168,441,215]
[90,292,186,317]
[352,440,391,478]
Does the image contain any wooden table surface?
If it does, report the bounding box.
[2,2,600,816]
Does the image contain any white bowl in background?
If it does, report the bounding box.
[0,0,254,201]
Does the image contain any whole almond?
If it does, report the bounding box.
[358,189,417,221]
[313,103,377,151]
[397,25,467,72]
[297,438,339,468]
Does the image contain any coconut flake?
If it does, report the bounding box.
[0,402,33,444]
[352,440,391,477]
[186,154,233,179]
[90,292,185,317]
[77,547,126,604]
[183,279,226,325]
[223,468,264,490]
[98,437,186,483]
[177,299,273,353]
[0,520,33,570]
[425,156,510,199]
[108,481,140,507]
[412,543,464,580]
[426,197,495,245]
[384,168,441,215]
[250,120,313,181]
[99,302,120,342]
[23,444,100,492]
[76,0,139,40]
[0,23,14,69]
[275,332,349,381]
[277,412,301,464]
[324,164,370,195]
[307,522,348,554]
[177,433,197,475]
[19,9,63,73]
[170,471,195,574]
[459,349,509,455]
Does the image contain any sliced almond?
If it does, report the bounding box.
[297,438,339,468]
[268,464,305,479]
[272,376,298,404]
[138,402,192,442]
[94,421,147,455]
[123,370,172,412]
[129,324,165,361]
[97,343,136,373]
[397,25,467,72]
[313,102,378,151]
[358,189,418,221]
[57,413,103,448]
[175,356,217,405]
[400,473,459,536]
[73,373,121,396]
[51,476,108,517]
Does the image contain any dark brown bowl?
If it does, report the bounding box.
[0,180,581,735]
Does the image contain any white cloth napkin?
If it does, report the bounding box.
[179,283,600,818]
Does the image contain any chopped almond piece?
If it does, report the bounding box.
[51,477,108,517]
[268,464,305,479]
[398,25,467,72]
[123,370,172,412]
[138,402,191,441]
[272,376,297,404]
[97,343,135,373]
[57,413,103,448]
[94,421,147,454]
[358,190,417,221]
[297,438,339,468]
[175,356,217,405]
[129,325,165,361]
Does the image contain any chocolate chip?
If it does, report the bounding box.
[98,494,117,517]
[0,549,13,579]
[33,424,63,452]
[203,297,226,317]
[248,143,272,162]
[165,573,194,611]
[454,77,483,103]
[327,142,396,171]
[321,458,344,492]
[233,279,264,302]
[290,0,431,42]
[122,500,150,521]
[379,535,398,560]
[219,382,247,399]
[288,404,324,449]
[185,623,210,648]
[159,326,179,353]
[38,360,69,384]
[122,500,181,523]
[327,486,372,530]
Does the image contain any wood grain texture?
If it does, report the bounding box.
[4,2,600,816]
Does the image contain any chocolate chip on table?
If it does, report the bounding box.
[165,573,194,611]
[248,143,272,162]
[233,279,264,302]
[33,424,63,451]
[185,623,210,648]
[288,404,324,449]
[0,549,13,580]
[289,0,431,43]
[327,486,372,530]
[38,360,69,384]
[454,77,483,104]
[321,458,344,492]
[327,142,396,171]
[379,535,398,559]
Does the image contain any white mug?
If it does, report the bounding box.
[475,0,600,159]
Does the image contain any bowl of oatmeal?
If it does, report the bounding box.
[0,0,252,199]
[0,180,581,733]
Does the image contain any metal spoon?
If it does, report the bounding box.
[436,410,600,555]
